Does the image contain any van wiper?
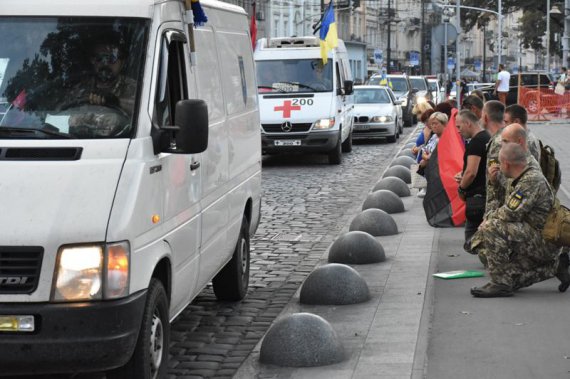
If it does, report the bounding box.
[0,126,72,139]
[257,85,286,93]
[278,81,321,92]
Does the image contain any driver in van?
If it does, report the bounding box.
[68,32,137,136]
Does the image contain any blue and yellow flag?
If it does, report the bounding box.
[319,2,338,64]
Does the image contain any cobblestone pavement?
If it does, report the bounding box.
[14,130,413,379]
[166,130,413,378]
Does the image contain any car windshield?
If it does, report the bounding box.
[387,77,408,93]
[0,17,148,139]
[354,89,391,104]
[428,81,438,91]
[410,78,427,91]
[256,59,333,93]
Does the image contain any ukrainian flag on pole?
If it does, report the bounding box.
[319,2,338,64]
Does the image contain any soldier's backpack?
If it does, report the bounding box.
[539,140,562,193]
[543,199,570,246]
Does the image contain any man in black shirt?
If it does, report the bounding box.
[455,109,491,252]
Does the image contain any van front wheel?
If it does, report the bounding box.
[213,215,250,301]
[341,130,353,153]
[107,279,169,379]
[328,135,342,165]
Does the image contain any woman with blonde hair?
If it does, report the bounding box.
[418,112,448,170]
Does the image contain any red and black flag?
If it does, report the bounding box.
[423,108,466,227]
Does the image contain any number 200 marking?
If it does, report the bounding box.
[292,99,314,106]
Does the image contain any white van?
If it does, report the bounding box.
[0,0,261,377]
[254,37,354,164]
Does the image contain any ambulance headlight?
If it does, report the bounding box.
[52,242,130,302]
[313,118,335,130]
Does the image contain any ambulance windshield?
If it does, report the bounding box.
[256,59,333,93]
[0,17,148,139]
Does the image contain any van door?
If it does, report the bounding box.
[153,27,201,315]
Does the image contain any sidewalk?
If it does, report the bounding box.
[234,130,440,379]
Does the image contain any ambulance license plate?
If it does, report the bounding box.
[274,140,301,146]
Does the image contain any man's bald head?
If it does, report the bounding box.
[501,123,527,151]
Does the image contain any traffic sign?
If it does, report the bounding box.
[433,24,458,45]
[447,57,455,70]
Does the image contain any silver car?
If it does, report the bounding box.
[352,85,403,143]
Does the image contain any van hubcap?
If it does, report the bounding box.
[149,311,164,379]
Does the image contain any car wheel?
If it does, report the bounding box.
[341,130,353,153]
[398,118,403,134]
[213,215,251,301]
[387,127,397,143]
[107,279,169,379]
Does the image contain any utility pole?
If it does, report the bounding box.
[498,0,502,66]
[562,0,570,67]
[321,0,325,14]
[456,0,461,109]
[547,0,551,71]
[483,24,487,82]
[387,0,392,73]
[421,0,426,74]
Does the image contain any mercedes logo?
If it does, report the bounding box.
[281,121,293,132]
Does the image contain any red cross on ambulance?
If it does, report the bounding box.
[274,100,301,118]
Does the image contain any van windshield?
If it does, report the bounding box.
[256,59,333,93]
[410,78,427,91]
[0,17,148,139]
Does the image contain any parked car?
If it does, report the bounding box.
[368,74,417,126]
[352,85,403,143]
[409,75,432,104]
[467,82,494,95]
[480,72,554,106]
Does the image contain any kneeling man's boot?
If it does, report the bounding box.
[471,282,514,298]
[556,252,570,293]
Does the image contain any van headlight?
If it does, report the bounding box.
[52,242,130,302]
[313,118,335,130]
[371,115,393,123]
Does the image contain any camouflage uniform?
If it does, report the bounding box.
[471,165,558,289]
[484,130,504,216]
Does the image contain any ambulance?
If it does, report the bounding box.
[255,37,354,164]
[0,0,261,377]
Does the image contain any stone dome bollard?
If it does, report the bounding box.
[300,263,370,305]
[362,190,405,214]
[397,149,416,159]
[259,313,345,367]
[349,209,398,236]
[328,231,386,264]
[382,165,411,184]
[390,155,417,169]
[405,142,416,149]
[372,177,411,197]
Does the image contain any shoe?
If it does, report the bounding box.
[556,252,570,293]
[417,188,426,198]
[471,282,514,298]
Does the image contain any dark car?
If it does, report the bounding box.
[481,72,554,106]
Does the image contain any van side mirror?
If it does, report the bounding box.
[153,99,209,155]
[344,80,354,95]
[173,99,209,154]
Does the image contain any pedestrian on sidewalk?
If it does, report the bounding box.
[461,95,484,120]
[504,104,540,161]
[470,143,565,297]
[493,64,510,105]
[455,110,490,253]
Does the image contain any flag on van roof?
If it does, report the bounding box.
[318,2,338,64]
[190,0,208,26]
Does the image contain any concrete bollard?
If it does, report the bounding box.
[396,149,416,159]
[372,177,411,197]
[259,313,345,367]
[382,165,411,184]
[328,231,386,264]
[349,209,398,236]
[405,142,416,149]
[300,263,370,305]
[390,155,417,169]
[362,190,405,214]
